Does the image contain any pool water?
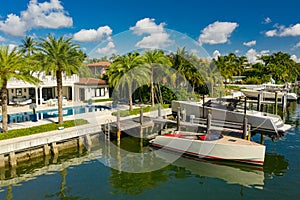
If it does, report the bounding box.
[2,105,111,123]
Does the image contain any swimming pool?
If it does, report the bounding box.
[1,105,111,123]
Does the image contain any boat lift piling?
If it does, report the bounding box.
[117,110,121,146]
[207,109,212,134]
[275,91,278,115]
[177,107,181,131]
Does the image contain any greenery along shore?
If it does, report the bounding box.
[1,35,300,134]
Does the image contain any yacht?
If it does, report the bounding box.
[171,100,292,136]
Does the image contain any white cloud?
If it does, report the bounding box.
[212,50,221,60]
[263,17,272,24]
[246,48,269,64]
[135,32,172,49]
[130,18,165,35]
[96,41,117,55]
[73,26,113,42]
[265,23,300,37]
[293,41,300,49]
[130,18,173,49]
[8,44,18,53]
[0,14,28,36]
[291,55,300,63]
[198,21,238,45]
[243,40,256,47]
[265,29,277,37]
[279,24,300,36]
[0,0,72,37]
[0,35,6,41]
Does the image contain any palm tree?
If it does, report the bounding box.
[142,50,172,106]
[19,36,37,58]
[34,35,85,124]
[0,45,39,133]
[107,52,149,111]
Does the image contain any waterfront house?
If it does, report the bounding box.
[74,78,109,101]
[86,61,110,77]
[6,72,109,107]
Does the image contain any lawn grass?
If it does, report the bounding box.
[0,119,89,140]
[112,104,170,117]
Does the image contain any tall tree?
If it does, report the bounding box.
[107,52,149,111]
[142,50,172,106]
[34,35,85,124]
[0,45,39,133]
[19,36,37,58]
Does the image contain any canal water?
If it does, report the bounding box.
[1,103,300,200]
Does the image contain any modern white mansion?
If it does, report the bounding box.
[6,72,109,107]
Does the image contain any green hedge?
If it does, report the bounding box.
[0,119,89,140]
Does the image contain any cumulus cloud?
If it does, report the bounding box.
[0,0,72,37]
[265,29,277,37]
[265,23,300,37]
[243,40,256,47]
[73,26,113,42]
[198,21,238,45]
[263,17,272,24]
[291,55,300,63]
[8,44,18,53]
[130,18,173,49]
[212,50,221,60]
[96,41,117,55]
[0,14,28,36]
[246,48,269,64]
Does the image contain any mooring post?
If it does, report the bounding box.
[117,110,121,146]
[9,152,17,168]
[182,108,186,122]
[158,104,162,118]
[0,154,5,168]
[140,108,143,125]
[177,107,181,131]
[257,94,261,111]
[51,142,59,155]
[207,109,212,134]
[275,91,278,115]
[244,97,247,114]
[243,115,248,140]
[282,93,287,114]
[247,124,251,141]
[43,144,51,156]
[260,133,264,144]
[202,94,205,118]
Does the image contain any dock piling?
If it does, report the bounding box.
[177,107,181,131]
[9,152,17,168]
[207,109,212,134]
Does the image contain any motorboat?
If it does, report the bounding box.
[171,100,292,136]
[241,83,297,101]
[149,130,266,166]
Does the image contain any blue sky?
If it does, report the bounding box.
[1,0,300,63]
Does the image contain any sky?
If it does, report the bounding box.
[1,0,300,63]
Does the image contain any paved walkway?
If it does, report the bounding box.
[2,101,170,131]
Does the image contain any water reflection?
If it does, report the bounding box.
[0,137,290,198]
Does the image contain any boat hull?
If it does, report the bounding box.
[150,135,266,165]
[241,89,297,100]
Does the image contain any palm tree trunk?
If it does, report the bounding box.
[151,68,155,107]
[1,79,8,133]
[56,70,64,124]
[129,85,133,111]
